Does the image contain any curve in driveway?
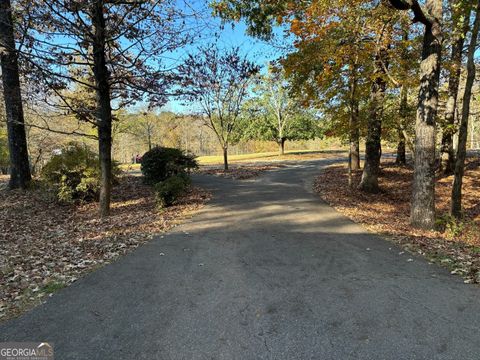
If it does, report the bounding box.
[1,159,480,360]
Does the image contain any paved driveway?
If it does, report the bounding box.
[1,160,479,359]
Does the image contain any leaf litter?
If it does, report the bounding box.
[0,174,210,322]
[314,159,480,284]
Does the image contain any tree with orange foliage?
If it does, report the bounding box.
[213,0,408,190]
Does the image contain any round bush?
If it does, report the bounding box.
[141,147,198,184]
[41,142,120,202]
[154,174,190,208]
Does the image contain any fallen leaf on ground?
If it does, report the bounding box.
[0,174,211,322]
[313,159,480,284]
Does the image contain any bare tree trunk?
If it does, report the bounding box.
[278,138,286,155]
[348,104,360,187]
[410,0,443,229]
[348,150,353,188]
[91,0,113,217]
[451,2,480,218]
[440,43,463,173]
[223,146,229,171]
[0,0,31,189]
[350,122,360,170]
[471,118,476,149]
[349,66,360,171]
[441,1,469,175]
[147,126,152,151]
[358,45,388,193]
[396,83,408,165]
[396,130,406,165]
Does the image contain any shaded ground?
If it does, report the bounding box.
[1,159,479,359]
[314,159,480,284]
[0,175,210,321]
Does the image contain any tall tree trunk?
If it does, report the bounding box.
[349,65,360,171]
[451,2,480,218]
[440,45,462,173]
[147,129,152,151]
[0,0,31,189]
[396,83,408,165]
[398,85,415,161]
[223,146,229,171]
[471,119,476,149]
[441,1,469,175]
[410,1,443,229]
[278,138,285,155]
[396,130,406,165]
[91,0,113,217]
[358,45,388,193]
[350,118,360,170]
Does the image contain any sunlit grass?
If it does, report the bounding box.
[197,151,280,164]
[119,163,141,171]
[118,149,348,169]
[197,149,345,165]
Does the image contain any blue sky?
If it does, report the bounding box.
[29,1,290,115]
[161,6,292,113]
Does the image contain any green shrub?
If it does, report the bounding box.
[436,213,479,242]
[436,214,465,237]
[154,174,190,207]
[141,147,197,184]
[41,143,120,202]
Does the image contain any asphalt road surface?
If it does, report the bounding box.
[1,159,480,359]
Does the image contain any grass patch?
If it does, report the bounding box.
[119,149,349,170]
[42,281,66,294]
[197,149,345,165]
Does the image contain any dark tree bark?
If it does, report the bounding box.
[278,138,286,155]
[223,146,229,171]
[0,0,31,189]
[388,0,443,229]
[440,43,461,174]
[396,130,406,165]
[440,1,469,175]
[348,65,360,173]
[91,0,113,217]
[348,102,360,188]
[358,46,388,193]
[411,12,442,228]
[451,2,480,218]
[396,83,408,165]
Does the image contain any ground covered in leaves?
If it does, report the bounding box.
[0,175,210,322]
[0,175,8,190]
[198,164,286,180]
[314,159,480,284]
